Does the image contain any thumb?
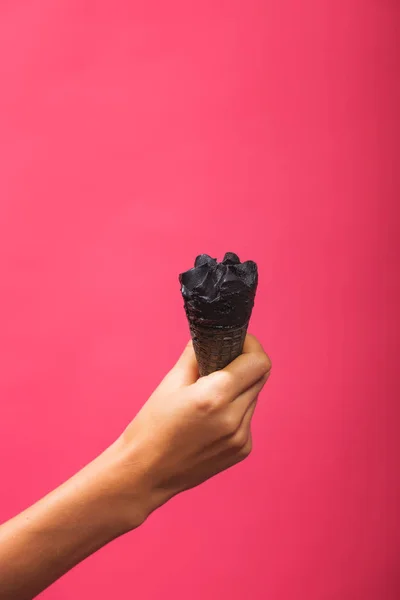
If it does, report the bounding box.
[168,340,199,387]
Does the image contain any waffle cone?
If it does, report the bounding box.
[189,322,248,376]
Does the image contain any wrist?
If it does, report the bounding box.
[106,434,175,531]
[83,439,153,535]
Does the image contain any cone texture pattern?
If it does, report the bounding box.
[190,322,248,376]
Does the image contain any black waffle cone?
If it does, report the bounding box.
[180,252,258,376]
[189,321,249,376]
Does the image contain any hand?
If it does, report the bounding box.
[117,334,271,525]
[0,333,270,599]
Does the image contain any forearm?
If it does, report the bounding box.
[0,440,147,600]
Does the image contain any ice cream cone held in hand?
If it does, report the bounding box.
[179,253,258,376]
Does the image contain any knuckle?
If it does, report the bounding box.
[194,394,217,413]
[230,430,248,450]
[255,351,272,375]
[196,371,233,411]
[212,389,228,409]
[239,440,252,459]
[212,370,234,395]
[222,412,238,435]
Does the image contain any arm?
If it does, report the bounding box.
[0,335,271,600]
[0,442,141,599]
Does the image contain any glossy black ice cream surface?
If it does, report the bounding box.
[179,252,258,328]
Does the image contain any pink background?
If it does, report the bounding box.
[0,1,399,599]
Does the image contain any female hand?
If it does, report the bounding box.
[118,334,271,524]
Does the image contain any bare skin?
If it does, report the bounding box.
[0,335,271,600]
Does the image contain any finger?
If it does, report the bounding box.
[231,371,269,423]
[221,400,257,460]
[239,396,258,430]
[242,333,266,355]
[200,389,261,464]
[198,348,271,402]
[169,341,199,386]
